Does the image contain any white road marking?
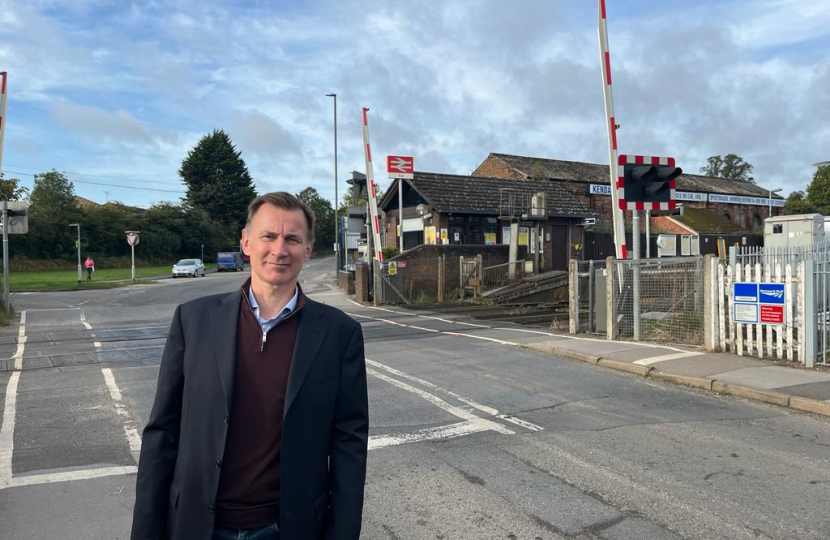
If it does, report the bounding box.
[414,314,490,328]
[367,359,543,432]
[352,312,515,344]
[497,414,545,432]
[0,311,25,484]
[368,421,491,450]
[633,351,704,366]
[0,372,20,484]
[0,465,138,489]
[79,310,92,330]
[441,331,518,346]
[13,312,26,371]
[367,367,514,449]
[101,368,143,461]
[491,327,698,354]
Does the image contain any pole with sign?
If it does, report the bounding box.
[126,231,140,282]
[387,155,414,253]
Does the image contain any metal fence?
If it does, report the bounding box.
[482,260,525,289]
[610,257,705,345]
[733,241,830,367]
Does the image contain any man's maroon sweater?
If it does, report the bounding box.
[214,287,305,529]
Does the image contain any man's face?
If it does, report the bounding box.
[242,204,313,290]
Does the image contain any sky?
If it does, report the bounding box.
[0,0,828,209]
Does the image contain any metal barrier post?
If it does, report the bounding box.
[606,256,616,340]
[588,259,596,333]
[569,259,578,334]
[804,257,816,368]
[632,211,641,340]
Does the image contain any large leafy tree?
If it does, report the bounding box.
[24,171,82,259]
[806,165,830,211]
[0,173,29,201]
[296,187,334,255]
[700,154,755,183]
[179,129,257,237]
[783,191,821,215]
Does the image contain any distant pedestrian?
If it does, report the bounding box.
[85,256,95,281]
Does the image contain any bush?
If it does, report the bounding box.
[382,246,400,260]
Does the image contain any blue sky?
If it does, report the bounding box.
[1,0,828,208]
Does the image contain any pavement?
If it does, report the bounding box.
[524,333,830,419]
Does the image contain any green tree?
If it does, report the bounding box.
[806,165,830,211]
[784,191,822,215]
[140,202,232,263]
[700,154,755,183]
[340,182,383,208]
[81,202,138,260]
[25,171,82,259]
[0,173,29,201]
[179,129,257,237]
[296,187,334,254]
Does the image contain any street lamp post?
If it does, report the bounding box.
[69,223,81,284]
[769,188,783,217]
[326,93,339,273]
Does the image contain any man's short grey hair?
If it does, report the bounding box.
[245,192,316,243]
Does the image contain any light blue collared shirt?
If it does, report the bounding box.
[248,285,299,334]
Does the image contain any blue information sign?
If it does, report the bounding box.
[758,283,785,305]
[733,283,758,303]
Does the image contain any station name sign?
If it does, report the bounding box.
[588,184,783,207]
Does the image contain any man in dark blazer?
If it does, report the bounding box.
[131,192,368,540]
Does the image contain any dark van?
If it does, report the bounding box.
[217,252,244,272]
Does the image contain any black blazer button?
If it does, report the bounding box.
[215,459,222,468]
[223,416,229,424]
[207,504,215,514]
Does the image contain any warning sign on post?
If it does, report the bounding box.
[760,305,784,324]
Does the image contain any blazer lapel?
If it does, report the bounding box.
[209,291,242,414]
[285,300,328,416]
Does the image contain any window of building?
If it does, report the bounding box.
[773,224,783,234]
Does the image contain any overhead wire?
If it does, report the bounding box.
[2,169,185,194]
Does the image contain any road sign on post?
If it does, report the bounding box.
[126,231,140,282]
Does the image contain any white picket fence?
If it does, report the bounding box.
[716,260,806,363]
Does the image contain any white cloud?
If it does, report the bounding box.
[731,0,830,48]
[2,0,829,207]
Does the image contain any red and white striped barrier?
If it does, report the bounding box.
[361,108,384,264]
[598,0,627,259]
[0,72,7,174]
[617,155,678,211]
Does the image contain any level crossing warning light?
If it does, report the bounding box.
[618,155,682,211]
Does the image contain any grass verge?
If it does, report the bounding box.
[7,266,171,292]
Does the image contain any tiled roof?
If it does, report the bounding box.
[389,172,596,218]
[673,207,750,234]
[487,153,781,199]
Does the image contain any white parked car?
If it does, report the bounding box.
[172,259,206,278]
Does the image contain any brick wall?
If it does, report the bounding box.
[337,270,355,295]
[354,262,370,303]
[472,156,524,179]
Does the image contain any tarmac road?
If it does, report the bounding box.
[1,256,829,539]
